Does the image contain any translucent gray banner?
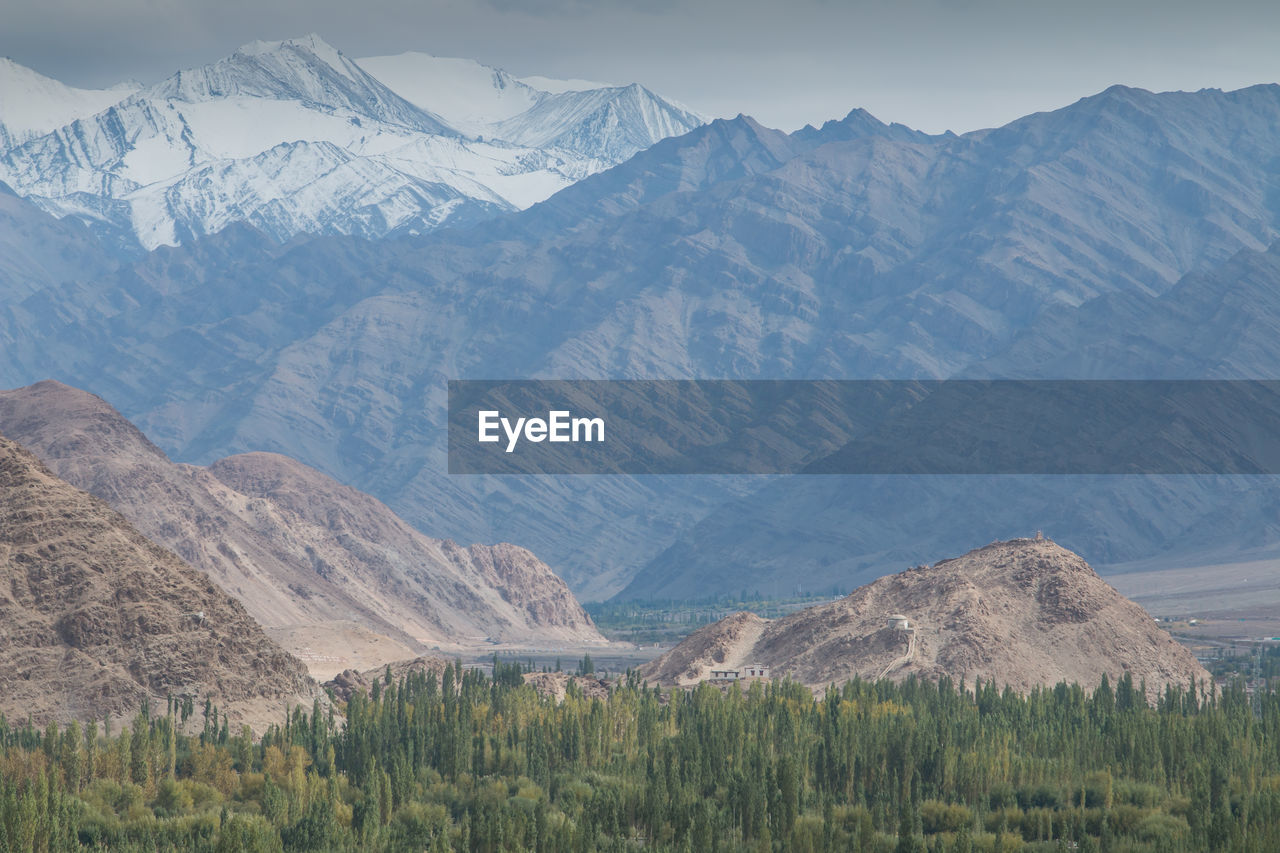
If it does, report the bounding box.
[447,380,1280,475]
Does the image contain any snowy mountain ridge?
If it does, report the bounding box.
[0,35,704,248]
[0,57,139,152]
[356,51,704,161]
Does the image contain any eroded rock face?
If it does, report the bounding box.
[0,432,319,728]
[642,538,1210,700]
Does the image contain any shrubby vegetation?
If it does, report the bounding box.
[1,661,1277,851]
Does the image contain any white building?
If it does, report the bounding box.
[708,664,770,682]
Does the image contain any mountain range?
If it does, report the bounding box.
[5,76,1280,600]
[0,34,703,249]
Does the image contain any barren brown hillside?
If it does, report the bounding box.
[0,432,319,729]
[0,381,604,676]
[642,538,1209,698]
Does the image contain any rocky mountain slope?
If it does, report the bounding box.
[0,430,318,728]
[6,86,1280,597]
[641,538,1210,699]
[0,35,702,248]
[0,381,605,676]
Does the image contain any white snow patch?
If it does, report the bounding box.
[357,52,541,136]
[518,74,614,94]
[175,97,417,161]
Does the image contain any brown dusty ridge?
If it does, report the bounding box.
[0,381,605,677]
[641,538,1211,699]
[0,431,321,730]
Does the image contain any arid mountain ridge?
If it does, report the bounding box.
[0,415,1214,727]
[0,380,605,676]
[641,538,1210,699]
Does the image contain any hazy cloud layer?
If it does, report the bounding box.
[4,0,1280,132]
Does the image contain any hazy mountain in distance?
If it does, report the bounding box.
[0,36,703,249]
[621,469,1280,600]
[0,179,131,303]
[356,51,702,163]
[354,52,545,136]
[619,241,1280,600]
[968,241,1280,380]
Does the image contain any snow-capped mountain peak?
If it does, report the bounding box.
[144,34,455,137]
[359,52,705,161]
[237,33,339,61]
[492,82,706,161]
[0,36,705,249]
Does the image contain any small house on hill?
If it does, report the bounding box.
[707,664,770,683]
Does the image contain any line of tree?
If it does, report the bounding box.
[0,661,1277,851]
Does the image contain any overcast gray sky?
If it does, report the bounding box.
[3,0,1280,133]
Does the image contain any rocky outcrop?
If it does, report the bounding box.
[0,431,319,728]
[641,538,1210,699]
[322,656,451,703]
[522,671,612,702]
